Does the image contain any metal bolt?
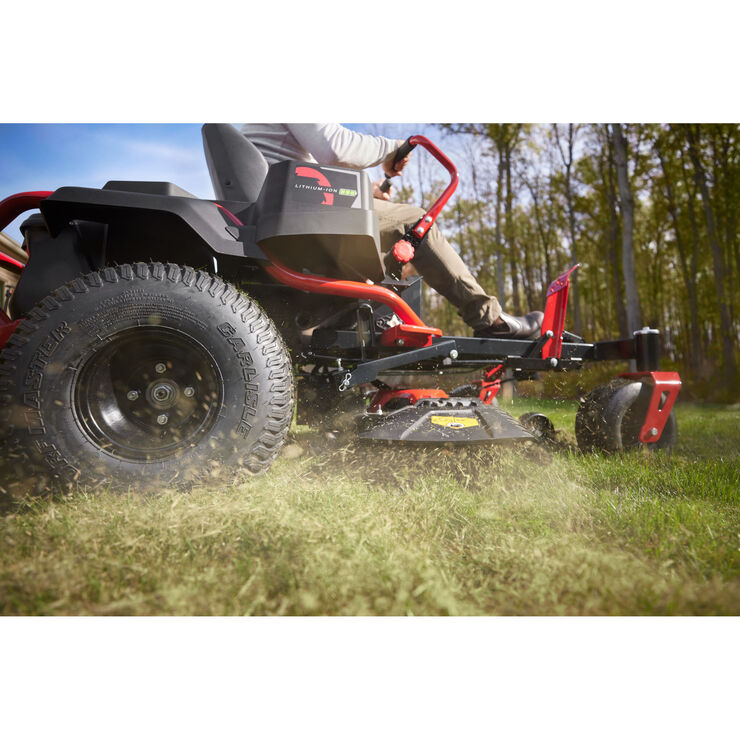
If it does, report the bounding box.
[650,427,659,437]
[549,358,558,368]
[396,339,405,346]
[424,216,433,223]
[449,349,459,360]
[545,330,554,338]
[183,387,194,397]
[155,362,167,374]
[126,390,139,401]
[157,414,168,425]
[416,227,424,235]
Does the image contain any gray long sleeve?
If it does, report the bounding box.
[241,123,401,169]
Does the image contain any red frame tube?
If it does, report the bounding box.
[0,191,52,271]
[405,135,459,240]
[0,252,25,270]
[0,191,52,235]
[263,251,432,328]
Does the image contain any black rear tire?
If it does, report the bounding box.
[575,379,677,453]
[0,263,295,492]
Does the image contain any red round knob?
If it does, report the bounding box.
[392,240,415,264]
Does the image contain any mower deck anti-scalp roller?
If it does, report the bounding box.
[0,125,681,490]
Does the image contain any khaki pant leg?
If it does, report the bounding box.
[373,199,502,329]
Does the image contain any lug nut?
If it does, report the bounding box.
[157,414,168,425]
[650,427,659,437]
[155,363,167,374]
[126,390,139,401]
[184,387,194,397]
[449,349,459,360]
[396,339,405,346]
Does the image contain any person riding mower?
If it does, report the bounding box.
[240,123,544,339]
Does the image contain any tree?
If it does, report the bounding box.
[684,124,737,389]
[611,123,643,334]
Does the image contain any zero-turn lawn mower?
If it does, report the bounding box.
[0,124,681,491]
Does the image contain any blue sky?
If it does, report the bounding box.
[1,124,220,243]
[1,123,421,244]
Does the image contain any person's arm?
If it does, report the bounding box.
[286,124,403,171]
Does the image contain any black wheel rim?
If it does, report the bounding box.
[73,327,223,462]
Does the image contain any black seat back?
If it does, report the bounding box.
[202,124,268,204]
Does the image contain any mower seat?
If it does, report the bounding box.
[202,123,268,204]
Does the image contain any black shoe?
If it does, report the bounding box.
[473,311,545,340]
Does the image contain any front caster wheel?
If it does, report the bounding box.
[575,379,677,453]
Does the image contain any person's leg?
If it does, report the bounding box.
[373,199,502,330]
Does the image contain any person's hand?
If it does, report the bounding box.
[382,139,411,178]
[372,179,391,201]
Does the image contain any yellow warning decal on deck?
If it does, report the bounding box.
[430,416,480,429]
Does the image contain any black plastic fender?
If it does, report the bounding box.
[39,185,265,265]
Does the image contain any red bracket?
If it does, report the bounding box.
[477,364,504,404]
[380,323,443,348]
[619,370,682,443]
[541,264,579,359]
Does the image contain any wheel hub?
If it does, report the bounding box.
[73,327,223,462]
[146,379,179,409]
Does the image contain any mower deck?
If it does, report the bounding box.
[356,397,534,444]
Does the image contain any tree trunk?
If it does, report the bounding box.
[685,124,737,390]
[525,178,553,303]
[603,126,629,337]
[715,126,736,328]
[656,133,702,375]
[505,145,521,314]
[678,147,707,359]
[494,146,506,302]
[612,123,643,334]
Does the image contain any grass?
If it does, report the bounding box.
[1,401,738,615]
